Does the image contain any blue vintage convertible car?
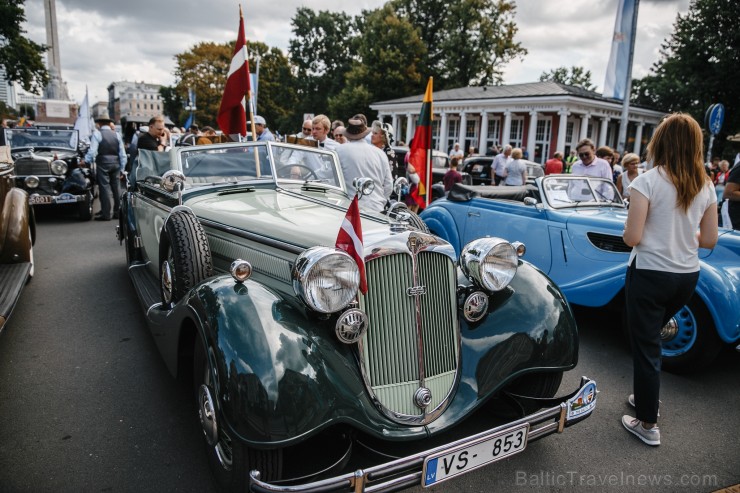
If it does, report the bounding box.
[421,176,740,372]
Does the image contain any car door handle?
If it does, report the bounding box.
[468,211,480,217]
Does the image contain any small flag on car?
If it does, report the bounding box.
[335,196,367,294]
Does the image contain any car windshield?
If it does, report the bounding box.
[178,142,343,189]
[542,176,624,208]
[4,129,78,150]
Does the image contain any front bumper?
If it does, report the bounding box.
[250,377,598,492]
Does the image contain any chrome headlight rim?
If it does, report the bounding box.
[460,237,518,292]
[25,176,40,188]
[51,159,68,176]
[293,246,360,314]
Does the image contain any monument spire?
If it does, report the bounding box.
[43,0,69,100]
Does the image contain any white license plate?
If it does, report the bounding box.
[422,423,528,487]
[29,195,53,205]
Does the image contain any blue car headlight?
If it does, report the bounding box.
[293,246,360,313]
[460,237,518,292]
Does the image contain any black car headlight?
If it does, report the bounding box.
[293,247,360,313]
[51,159,68,176]
[460,237,518,292]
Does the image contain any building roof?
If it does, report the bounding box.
[376,81,624,106]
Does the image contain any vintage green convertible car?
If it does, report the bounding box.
[117,141,597,492]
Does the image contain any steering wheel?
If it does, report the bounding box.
[278,164,318,181]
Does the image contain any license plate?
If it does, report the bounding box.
[422,423,529,487]
[29,195,53,205]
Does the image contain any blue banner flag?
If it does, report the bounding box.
[603,0,636,100]
[183,113,194,131]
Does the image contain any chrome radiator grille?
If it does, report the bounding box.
[359,251,459,423]
[15,160,51,176]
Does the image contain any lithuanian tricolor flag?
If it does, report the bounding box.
[408,77,433,209]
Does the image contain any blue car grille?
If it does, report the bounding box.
[359,251,459,423]
[587,232,632,253]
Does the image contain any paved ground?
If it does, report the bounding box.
[0,205,738,492]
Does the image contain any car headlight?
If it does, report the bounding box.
[293,246,360,313]
[25,176,40,188]
[51,159,68,176]
[460,237,518,292]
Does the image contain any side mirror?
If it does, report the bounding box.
[162,169,186,192]
[523,197,537,206]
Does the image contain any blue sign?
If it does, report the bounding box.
[706,103,725,135]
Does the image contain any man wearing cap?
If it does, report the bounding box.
[251,115,275,141]
[335,114,393,213]
[85,112,127,221]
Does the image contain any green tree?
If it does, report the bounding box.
[631,0,740,157]
[288,8,356,118]
[329,5,425,120]
[173,41,233,128]
[0,100,17,120]
[391,0,526,89]
[539,66,596,91]
[249,42,298,135]
[0,0,48,94]
[159,85,184,126]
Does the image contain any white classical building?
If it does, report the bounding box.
[107,81,164,123]
[371,81,665,164]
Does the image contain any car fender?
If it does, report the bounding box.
[0,188,32,263]
[695,260,740,343]
[186,276,403,447]
[420,203,463,253]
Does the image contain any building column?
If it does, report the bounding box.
[405,113,414,144]
[599,117,609,147]
[479,111,489,153]
[392,114,400,142]
[556,109,569,154]
[439,112,449,153]
[526,110,538,157]
[502,110,512,147]
[579,113,590,141]
[633,121,644,156]
[458,112,467,149]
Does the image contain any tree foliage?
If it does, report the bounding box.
[288,8,356,119]
[0,0,49,94]
[391,0,526,88]
[329,5,425,120]
[249,42,298,134]
[539,66,595,91]
[631,0,740,157]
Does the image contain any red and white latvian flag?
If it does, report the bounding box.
[216,8,251,137]
[335,196,368,295]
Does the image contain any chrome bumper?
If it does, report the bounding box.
[249,377,598,493]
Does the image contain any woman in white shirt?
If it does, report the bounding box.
[503,148,527,186]
[617,153,641,199]
[621,113,717,447]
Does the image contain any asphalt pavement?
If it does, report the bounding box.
[0,205,738,492]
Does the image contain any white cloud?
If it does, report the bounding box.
[19,0,689,104]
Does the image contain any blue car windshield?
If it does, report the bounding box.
[543,176,624,208]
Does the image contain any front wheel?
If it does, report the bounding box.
[78,191,93,221]
[193,336,282,492]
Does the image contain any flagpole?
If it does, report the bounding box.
[239,4,261,177]
[425,77,433,208]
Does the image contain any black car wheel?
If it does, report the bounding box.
[78,191,93,221]
[193,335,282,492]
[159,210,213,307]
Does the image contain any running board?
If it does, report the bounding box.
[128,262,160,310]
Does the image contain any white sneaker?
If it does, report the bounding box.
[628,394,660,417]
[622,415,660,446]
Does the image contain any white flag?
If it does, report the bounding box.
[74,89,93,143]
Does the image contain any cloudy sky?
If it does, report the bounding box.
[20,0,690,105]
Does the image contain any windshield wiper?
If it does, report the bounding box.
[217,186,255,195]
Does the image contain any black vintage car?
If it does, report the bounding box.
[4,128,95,220]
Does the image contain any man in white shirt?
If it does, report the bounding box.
[311,114,338,151]
[449,142,464,160]
[491,145,512,185]
[335,115,393,213]
[570,138,614,201]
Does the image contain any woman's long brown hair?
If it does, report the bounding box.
[646,113,709,213]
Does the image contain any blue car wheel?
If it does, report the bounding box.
[660,299,722,373]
